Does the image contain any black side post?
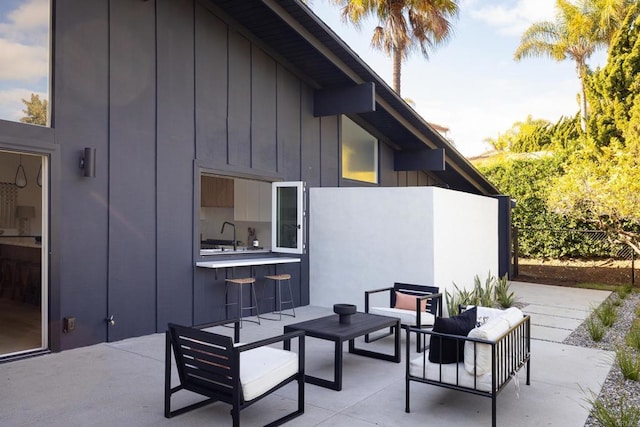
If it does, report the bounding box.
[495,195,513,279]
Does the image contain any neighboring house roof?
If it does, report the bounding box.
[211,0,500,195]
[468,150,554,167]
[428,122,450,133]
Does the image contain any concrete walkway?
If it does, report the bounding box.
[0,282,614,426]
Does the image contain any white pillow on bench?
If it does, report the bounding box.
[463,307,524,376]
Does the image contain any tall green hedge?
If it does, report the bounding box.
[478,155,602,258]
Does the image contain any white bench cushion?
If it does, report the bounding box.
[410,354,492,392]
[240,346,298,401]
[368,307,435,326]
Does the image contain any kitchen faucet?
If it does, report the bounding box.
[220,221,237,251]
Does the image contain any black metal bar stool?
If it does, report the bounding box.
[224,277,260,326]
[260,273,295,321]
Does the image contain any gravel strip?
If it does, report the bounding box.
[563,292,640,426]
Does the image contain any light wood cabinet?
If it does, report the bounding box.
[234,180,271,222]
[201,176,234,208]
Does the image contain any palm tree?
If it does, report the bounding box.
[590,0,638,43]
[514,0,635,131]
[331,0,458,96]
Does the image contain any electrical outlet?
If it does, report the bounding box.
[63,317,76,333]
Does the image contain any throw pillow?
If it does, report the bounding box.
[395,291,427,312]
[428,306,477,364]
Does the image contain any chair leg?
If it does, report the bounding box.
[285,278,295,317]
[249,282,261,325]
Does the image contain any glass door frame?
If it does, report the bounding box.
[271,181,305,254]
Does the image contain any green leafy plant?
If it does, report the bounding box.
[584,390,640,427]
[615,345,640,381]
[474,272,495,308]
[595,301,618,327]
[495,274,515,308]
[445,283,474,317]
[616,286,629,300]
[612,295,623,307]
[585,315,605,342]
[626,320,640,351]
[448,272,516,315]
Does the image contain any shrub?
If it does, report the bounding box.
[616,286,629,299]
[585,391,640,427]
[585,315,605,342]
[595,302,618,327]
[495,274,516,308]
[474,272,495,308]
[615,345,640,381]
[626,320,640,350]
[448,271,515,315]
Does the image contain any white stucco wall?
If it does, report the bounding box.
[309,187,498,313]
[431,188,499,302]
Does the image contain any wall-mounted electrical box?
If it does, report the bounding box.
[63,317,76,333]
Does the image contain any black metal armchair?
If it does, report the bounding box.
[165,320,305,426]
[365,282,442,352]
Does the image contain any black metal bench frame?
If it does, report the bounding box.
[405,315,531,427]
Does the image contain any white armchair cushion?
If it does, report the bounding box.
[368,306,435,326]
[240,346,299,401]
[463,317,511,376]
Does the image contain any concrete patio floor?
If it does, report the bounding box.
[1,281,614,426]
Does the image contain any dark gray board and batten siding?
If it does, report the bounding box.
[46,0,441,351]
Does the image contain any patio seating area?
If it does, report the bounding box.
[1,281,614,426]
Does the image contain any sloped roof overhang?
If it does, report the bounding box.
[207,0,500,195]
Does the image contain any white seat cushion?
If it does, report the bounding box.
[368,306,435,326]
[410,354,492,392]
[240,346,298,401]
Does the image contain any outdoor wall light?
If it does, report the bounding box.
[79,147,96,177]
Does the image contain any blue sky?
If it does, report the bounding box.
[309,0,607,156]
[0,0,608,156]
[0,0,49,123]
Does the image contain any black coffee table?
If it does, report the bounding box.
[283,312,401,391]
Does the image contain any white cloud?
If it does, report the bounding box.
[416,78,579,156]
[0,0,49,81]
[469,0,557,36]
[0,38,48,80]
[0,0,50,44]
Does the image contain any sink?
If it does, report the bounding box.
[200,249,223,255]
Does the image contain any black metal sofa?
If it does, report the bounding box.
[405,308,531,427]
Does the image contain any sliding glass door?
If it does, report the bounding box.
[0,150,47,359]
